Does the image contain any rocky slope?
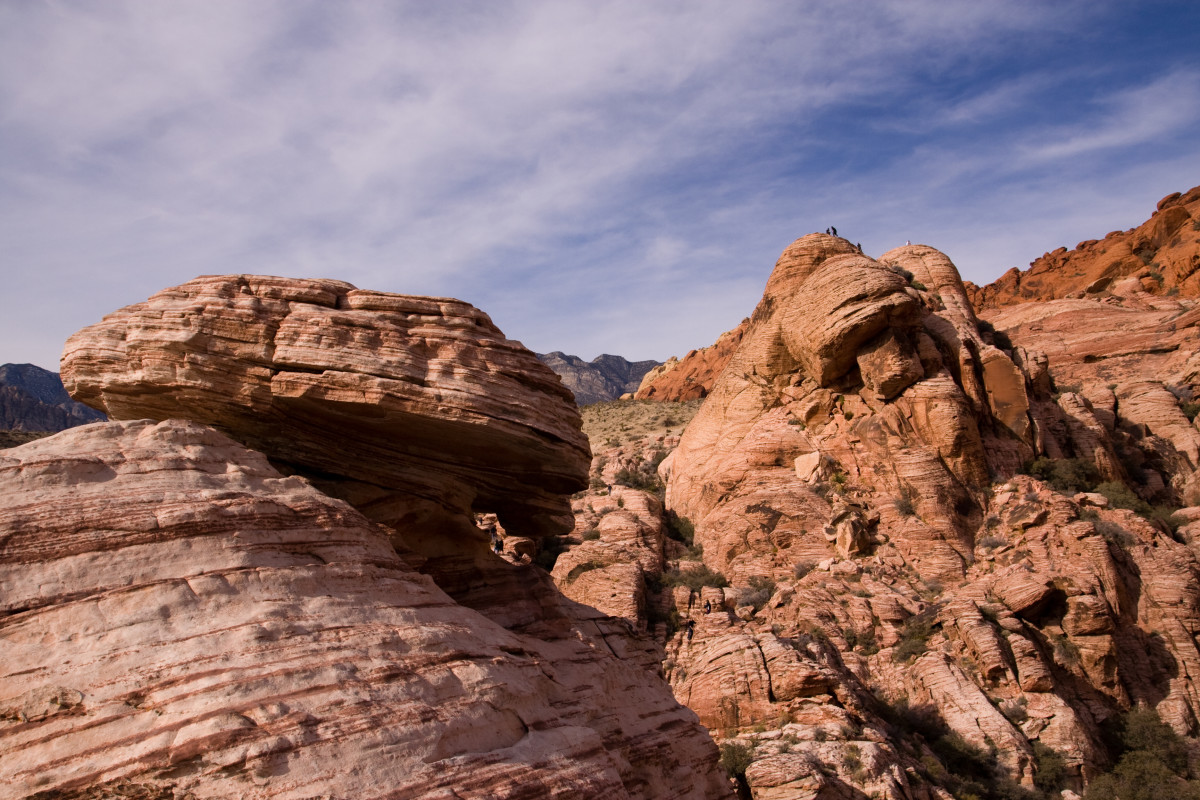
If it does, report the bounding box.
[0,363,106,432]
[967,186,1200,310]
[2,276,732,799]
[538,352,662,405]
[635,321,748,402]
[547,234,1200,799]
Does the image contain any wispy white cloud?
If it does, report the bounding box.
[0,0,1196,370]
[1020,69,1200,163]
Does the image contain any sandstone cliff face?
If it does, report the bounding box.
[967,185,1200,310]
[549,234,1200,798]
[538,352,661,405]
[3,276,732,799]
[635,320,748,402]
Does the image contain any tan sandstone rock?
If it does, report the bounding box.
[0,420,730,799]
[60,275,590,542]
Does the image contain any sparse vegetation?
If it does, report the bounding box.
[845,626,879,655]
[978,534,1007,551]
[661,563,729,591]
[793,561,816,579]
[718,740,754,783]
[1095,481,1151,515]
[1023,456,1099,493]
[580,398,703,447]
[999,697,1028,725]
[876,696,1044,799]
[893,607,938,662]
[737,575,776,611]
[1032,742,1066,794]
[1085,708,1200,800]
[895,485,917,517]
[1050,633,1081,667]
[614,464,663,494]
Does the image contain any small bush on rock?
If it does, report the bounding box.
[892,607,938,662]
[1095,481,1151,515]
[662,563,729,591]
[1024,456,1099,493]
[718,740,754,782]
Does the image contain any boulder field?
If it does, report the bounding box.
[1,277,732,799]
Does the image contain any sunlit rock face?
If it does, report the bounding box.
[61,275,590,544]
[0,420,731,799]
[967,185,1200,310]
[551,226,1200,798]
[666,235,1033,582]
[2,277,735,799]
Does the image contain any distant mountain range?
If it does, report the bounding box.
[0,363,107,432]
[536,352,661,405]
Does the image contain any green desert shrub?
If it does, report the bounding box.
[1032,742,1067,793]
[1095,481,1151,515]
[1024,456,1099,493]
[662,563,729,591]
[718,740,754,781]
[892,607,938,662]
[1085,708,1200,800]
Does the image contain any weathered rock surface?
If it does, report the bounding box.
[550,226,1200,799]
[0,419,731,799]
[0,363,106,431]
[61,275,590,541]
[538,351,661,405]
[665,236,1016,583]
[967,185,1200,310]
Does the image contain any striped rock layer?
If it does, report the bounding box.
[0,420,730,799]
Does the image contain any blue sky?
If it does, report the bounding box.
[2,1,1199,371]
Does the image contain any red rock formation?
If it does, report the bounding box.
[4,276,739,798]
[968,185,1200,310]
[61,275,589,542]
[666,236,1024,583]
[548,232,1200,798]
[635,319,748,402]
[0,420,730,798]
[984,282,1200,501]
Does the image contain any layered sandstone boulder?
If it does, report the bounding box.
[0,420,730,799]
[61,275,589,542]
